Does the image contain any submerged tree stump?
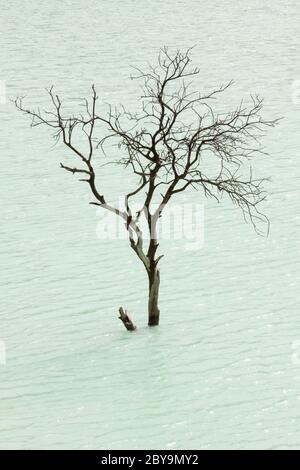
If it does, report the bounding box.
[118,307,136,331]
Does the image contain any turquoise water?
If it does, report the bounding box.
[1,0,300,449]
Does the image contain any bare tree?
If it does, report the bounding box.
[15,48,279,330]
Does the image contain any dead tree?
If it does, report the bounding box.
[15,47,279,330]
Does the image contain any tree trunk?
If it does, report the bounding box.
[148,266,160,326]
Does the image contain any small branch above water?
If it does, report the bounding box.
[118,307,136,331]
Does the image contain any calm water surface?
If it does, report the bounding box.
[0,0,300,449]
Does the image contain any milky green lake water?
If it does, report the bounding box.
[1,0,300,450]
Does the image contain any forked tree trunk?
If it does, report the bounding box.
[148,266,160,326]
[121,237,161,330]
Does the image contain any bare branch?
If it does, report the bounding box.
[15,47,279,270]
